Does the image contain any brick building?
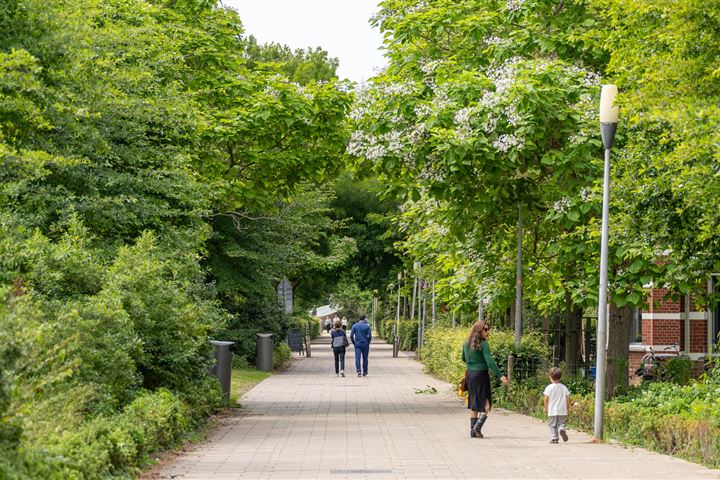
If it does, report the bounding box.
[628,278,719,375]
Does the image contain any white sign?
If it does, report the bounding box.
[277,277,293,315]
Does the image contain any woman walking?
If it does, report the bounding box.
[462,320,507,438]
[330,319,348,377]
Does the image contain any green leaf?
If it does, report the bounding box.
[628,260,644,274]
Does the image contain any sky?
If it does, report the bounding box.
[224,0,387,83]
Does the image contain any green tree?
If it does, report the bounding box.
[244,36,340,85]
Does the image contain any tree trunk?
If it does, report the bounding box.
[541,315,549,336]
[606,303,632,397]
[563,291,582,375]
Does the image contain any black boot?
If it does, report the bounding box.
[473,413,487,438]
[470,418,478,438]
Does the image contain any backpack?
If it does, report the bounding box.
[332,333,347,348]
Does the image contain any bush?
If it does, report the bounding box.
[291,313,320,339]
[664,356,693,385]
[568,381,720,467]
[273,343,291,369]
[217,295,291,364]
[379,318,418,350]
[0,226,227,478]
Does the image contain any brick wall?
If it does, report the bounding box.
[646,319,681,345]
[641,318,653,344]
[647,288,680,314]
[690,320,707,353]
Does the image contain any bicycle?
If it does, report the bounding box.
[635,342,680,382]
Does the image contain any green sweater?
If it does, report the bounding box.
[462,340,502,376]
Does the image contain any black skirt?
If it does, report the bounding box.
[466,369,492,412]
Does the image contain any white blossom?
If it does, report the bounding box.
[482,113,498,133]
[503,104,522,126]
[568,133,587,146]
[385,130,404,155]
[419,161,447,183]
[493,133,524,153]
[553,198,570,213]
[580,187,593,202]
[451,126,474,144]
[263,86,280,98]
[420,59,442,75]
[483,35,504,46]
[454,107,474,127]
[414,104,432,118]
[506,0,525,12]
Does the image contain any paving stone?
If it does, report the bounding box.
[149,335,720,479]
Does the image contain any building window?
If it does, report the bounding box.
[631,306,642,343]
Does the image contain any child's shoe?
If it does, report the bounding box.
[560,429,568,442]
[549,439,559,444]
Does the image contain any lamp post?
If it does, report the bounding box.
[594,84,619,441]
[478,286,484,322]
[395,272,402,358]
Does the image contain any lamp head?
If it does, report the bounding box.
[599,84,619,124]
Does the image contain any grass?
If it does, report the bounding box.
[229,368,272,405]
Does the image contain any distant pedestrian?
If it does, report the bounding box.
[350,314,372,377]
[323,318,332,333]
[544,367,570,444]
[462,320,507,438]
[330,319,349,377]
[341,316,348,330]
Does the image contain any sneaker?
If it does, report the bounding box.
[357,373,362,377]
[341,371,345,377]
[550,439,559,444]
[560,429,568,442]
[362,373,368,377]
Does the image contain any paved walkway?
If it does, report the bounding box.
[151,336,719,479]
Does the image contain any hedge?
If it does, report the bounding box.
[2,385,223,479]
[379,318,419,351]
[422,327,550,388]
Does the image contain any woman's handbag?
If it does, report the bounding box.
[459,370,468,394]
[343,334,349,347]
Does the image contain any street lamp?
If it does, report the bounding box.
[394,271,402,358]
[594,84,619,441]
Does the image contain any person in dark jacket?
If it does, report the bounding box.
[462,319,507,438]
[330,319,348,377]
[350,314,372,377]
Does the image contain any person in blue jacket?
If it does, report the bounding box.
[350,314,372,377]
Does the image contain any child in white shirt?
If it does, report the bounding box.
[543,367,570,444]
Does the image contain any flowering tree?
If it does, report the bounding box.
[349,0,604,349]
